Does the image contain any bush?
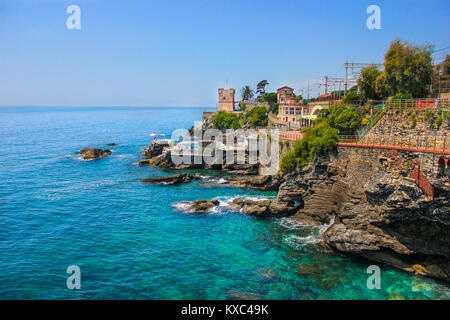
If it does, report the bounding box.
[392,93,413,100]
[244,106,268,128]
[279,121,339,172]
[318,104,361,135]
[424,110,434,119]
[435,117,443,128]
[213,111,241,130]
[362,114,372,125]
[343,91,362,102]
[411,116,417,128]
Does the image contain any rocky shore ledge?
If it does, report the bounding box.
[277,148,450,282]
[175,198,296,217]
[140,173,201,185]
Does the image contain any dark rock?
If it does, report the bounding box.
[79,147,112,160]
[142,140,168,158]
[107,143,119,146]
[138,159,151,166]
[175,199,220,213]
[224,174,283,191]
[222,163,259,175]
[140,173,200,185]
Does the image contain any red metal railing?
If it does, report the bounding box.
[338,135,450,154]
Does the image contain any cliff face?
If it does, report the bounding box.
[278,147,450,281]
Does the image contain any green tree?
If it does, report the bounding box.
[319,104,361,135]
[358,64,382,100]
[257,92,277,106]
[343,91,362,102]
[213,111,241,130]
[376,39,434,98]
[244,106,268,128]
[279,121,338,172]
[256,80,269,95]
[241,85,254,101]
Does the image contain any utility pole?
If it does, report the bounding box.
[325,76,328,95]
[344,61,348,96]
[307,81,310,99]
[343,61,383,96]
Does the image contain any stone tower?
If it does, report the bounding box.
[218,88,235,111]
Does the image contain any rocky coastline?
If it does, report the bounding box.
[139,126,450,283]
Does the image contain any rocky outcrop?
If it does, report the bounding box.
[142,140,168,158]
[107,143,119,146]
[140,173,201,185]
[277,148,450,281]
[222,163,259,175]
[224,174,284,191]
[176,197,296,217]
[176,200,220,213]
[79,147,112,160]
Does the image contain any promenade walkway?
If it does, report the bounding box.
[337,135,450,155]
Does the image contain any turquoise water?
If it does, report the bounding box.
[0,106,449,300]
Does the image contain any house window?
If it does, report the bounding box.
[295,109,301,115]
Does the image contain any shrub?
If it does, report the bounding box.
[411,116,417,128]
[213,111,241,130]
[435,117,443,128]
[362,114,372,125]
[392,93,413,100]
[279,121,339,172]
[424,110,434,120]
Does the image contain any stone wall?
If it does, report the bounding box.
[337,146,449,198]
[363,109,449,142]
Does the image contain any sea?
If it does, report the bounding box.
[0,106,448,299]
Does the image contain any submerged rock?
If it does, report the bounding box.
[107,143,119,146]
[79,147,112,160]
[140,173,201,185]
[226,289,262,300]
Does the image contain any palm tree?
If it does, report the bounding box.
[241,85,254,101]
[256,80,269,95]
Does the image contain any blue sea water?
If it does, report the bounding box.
[0,106,449,300]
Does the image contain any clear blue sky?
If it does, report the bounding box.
[0,0,449,106]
